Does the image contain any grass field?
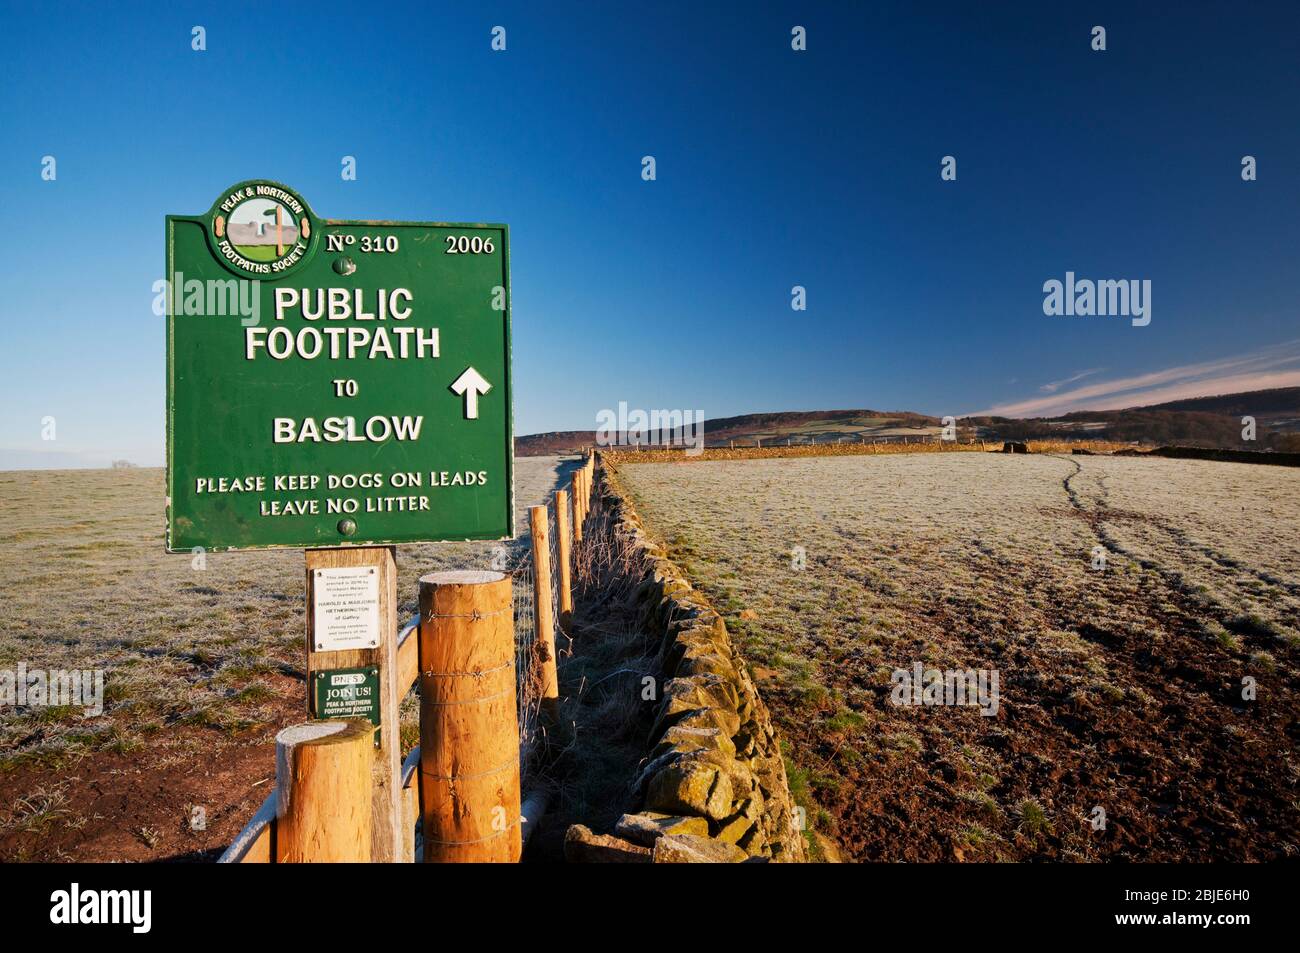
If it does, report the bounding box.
[617,452,1300,861]
[0,456,578,860]
[232,244,281,261]
[729,415,941,442]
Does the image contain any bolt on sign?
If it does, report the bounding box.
[165,180,513,550]
[313,666,381,727]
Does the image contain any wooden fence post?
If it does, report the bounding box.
[585,463,595,525]
[304,546,403,862]
[528,506,559,715]
[554,488,573,630]
[575,469,584,529]
[418,571,521,862]
[571,471,584,543]
[275,720,374,862]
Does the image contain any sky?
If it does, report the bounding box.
[3,1,1299,467]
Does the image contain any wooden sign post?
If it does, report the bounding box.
[305,546,405,862]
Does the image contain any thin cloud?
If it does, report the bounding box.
[966,340,1300,418]
[1039,368,1103,394]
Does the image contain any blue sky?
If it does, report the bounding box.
[3,1,1299,466]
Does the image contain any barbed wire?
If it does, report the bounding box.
[416,464,588,790]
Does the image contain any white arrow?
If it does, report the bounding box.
[449,366,491,420]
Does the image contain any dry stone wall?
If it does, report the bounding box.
[566,458,806,863]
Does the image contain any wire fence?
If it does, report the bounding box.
[394,459,594,790]
[499,469,586,788]
[508,559,542,776]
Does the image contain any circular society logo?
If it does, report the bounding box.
[208,180,318,279]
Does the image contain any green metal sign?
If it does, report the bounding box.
[166,180,513,551]
[313,665,380,726]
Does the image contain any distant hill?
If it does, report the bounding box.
[515,409,944,455]
[1137,386,1300,416]
[516,388,1300,455]
[963,387,1300,450]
